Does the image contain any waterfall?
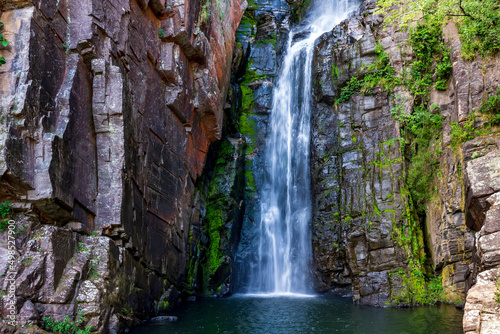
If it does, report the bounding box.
[246,0,358,295]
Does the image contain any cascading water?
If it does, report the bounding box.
[246,0,358,295]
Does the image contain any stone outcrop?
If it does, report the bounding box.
[0,0,245,331]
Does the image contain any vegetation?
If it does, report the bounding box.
[332,15,454,305]
[43,316,92,334]
[495,281,500,304]
[450,116,476,149]
[389,268,446,305]
[0,22,6,68]
[88,257,100,279]
[198,0,211,26]
[0,202,13,231]
[405,22,452,96]
[393,103,444,210]
[289,0,314,23]
[376,0,500,59]
[335,43,397,104]
[478,87,500,125]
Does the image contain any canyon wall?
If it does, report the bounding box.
[0,0,245,331]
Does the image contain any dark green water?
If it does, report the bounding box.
[130,295,463,334]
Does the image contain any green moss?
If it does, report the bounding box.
[205,204,224,278]
[240,85,255,114]
[0,22,7,68]
[257,31,278,49]
[236,12,256,40]
[289,0,314,23]
[331,63,339,80]
[245,169,256,193]
[246,0,257,10]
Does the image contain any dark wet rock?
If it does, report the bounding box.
[151,316,179,323]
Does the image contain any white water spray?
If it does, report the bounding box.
[247,0,358,295]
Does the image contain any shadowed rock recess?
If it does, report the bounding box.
[1,0,500,333]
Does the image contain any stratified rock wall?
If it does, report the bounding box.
[0,0,245,331]
[311,0,410,306]
[311,0,500,331]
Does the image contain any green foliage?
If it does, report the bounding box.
[88,257,100,279]
[336,77,363,104]
[196,140,238,294]
[289,0,314,23]
[331,63,339,80]
[0,202,11,219]
[390,268,446,305]
[335,44,397,104]
[43,316,92,334]
[0,22,7,68]
[158,29,165,39]
[450,117,475,149]
[0,202,12,232]
[376,0,500,59]
[479,87,500,125]
[392,104,444,210]
[257,31,278,49]
[457,0,500,59]
[406,22,451,98]
[199,0,211,26]
[494,281,500,304]
[77,242,89,252]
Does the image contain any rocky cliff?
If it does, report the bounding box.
[0,0,245,332]
[310,0,500,332]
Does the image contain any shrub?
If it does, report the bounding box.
[43,316,92,334]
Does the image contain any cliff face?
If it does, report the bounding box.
[311,0,500,331]
[0,0,245,331]
[311,0,414,304]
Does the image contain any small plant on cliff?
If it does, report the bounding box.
[198,0,211,26]
[335,44,397,104]
[88,257,100,279]
[479,87,500,125]
[494,281,500,303]
[0,202,13,231]
[43,316,92,334]
[0,22,7,68]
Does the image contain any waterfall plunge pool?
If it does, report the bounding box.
[130,294,463,333]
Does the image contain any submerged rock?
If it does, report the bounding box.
[150,316,179,323]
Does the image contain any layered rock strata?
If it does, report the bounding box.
[311,2,500,325]
[0,0,245,331]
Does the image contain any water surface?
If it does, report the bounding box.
[131,295,463,334]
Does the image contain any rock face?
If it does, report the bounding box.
[310,0,500,330]
[311,0,411,305]
[0,0,245,332]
